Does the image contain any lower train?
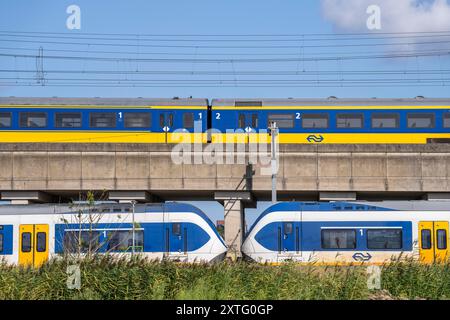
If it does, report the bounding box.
[243,202,450,264]
[0,202,227,267]
[0,201,449,266]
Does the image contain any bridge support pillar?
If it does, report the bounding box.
[215,191,255,261]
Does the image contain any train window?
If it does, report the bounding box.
[284,222,293,235]
[252,114,258,128]
[238,114,246,129]
[159,113,173,128]
[421,229,432,249]
[0,112,11,128]
[444,113,450,128]
[367,229,402,249]
[21,232,32,252]
[407,113,435,129]
[63,231,100,253]
[268,114,295,129]
[19,112,47,128]
[437,229,447,250]
[0,233,3,252]
[89,112,116,128]
[183,113,194,129]
[124,113,151,128]
[172,223,181,236]
[321,229,356,249]
[336,114,364,129]
[107,230,144,252]
[36,232,46,252]
[55,112,82,128]
[371,113,399,129]
[302,114,329,129]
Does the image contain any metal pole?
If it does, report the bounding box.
[131,200,136,255]
[270,122,278,203]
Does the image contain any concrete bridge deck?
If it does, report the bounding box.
[0,143,449,201]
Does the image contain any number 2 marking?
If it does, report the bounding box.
[216,113,221,120]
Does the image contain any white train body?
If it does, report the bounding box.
[242,202,450,264]
[0,202,227,266]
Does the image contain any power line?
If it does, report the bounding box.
[3,32,450,42]
[1,45,450,57]
[2,29,450,37]
[1,82,447,88]
[2,69,449,75]
[1,50,449,63]
[2,38,450,49]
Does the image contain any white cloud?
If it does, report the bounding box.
[321,0,450,33]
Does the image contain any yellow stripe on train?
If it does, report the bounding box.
[0,132,207,143]
[210,133,450,144]
[0,132,449,144]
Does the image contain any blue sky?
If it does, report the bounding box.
[1,0,450,229]
[1,0,449,99]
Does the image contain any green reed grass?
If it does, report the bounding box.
[0,257,449,300]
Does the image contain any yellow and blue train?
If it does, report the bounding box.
[1,96,450,144]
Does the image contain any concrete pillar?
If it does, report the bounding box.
[223,199,244,260]
[319,192,357,201]
[215,191,255,260]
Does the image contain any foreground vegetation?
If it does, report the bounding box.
[1,257,450,300]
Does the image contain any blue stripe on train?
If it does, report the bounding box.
[212,109,450,133]
[247,202,394,236]
[0,108,207,133]
[54,222,211,253]
[254,221,413,252]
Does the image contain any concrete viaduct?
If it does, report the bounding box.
[1,143,450,258]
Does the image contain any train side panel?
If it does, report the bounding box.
[242,206,450,265]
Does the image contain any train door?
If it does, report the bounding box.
[238,113,258,143]
[277,221,302,262]
[19,224,49,267]
[419,221,449,263]
[164,222,187,260]
[160,112,174,143]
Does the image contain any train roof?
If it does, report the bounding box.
[0,97,208,107]
[211,97,450,107]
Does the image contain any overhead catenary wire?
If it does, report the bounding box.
[1,50,449,63]
[1,30,450,89]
